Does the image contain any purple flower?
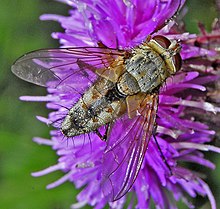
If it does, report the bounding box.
[16,0,220,208]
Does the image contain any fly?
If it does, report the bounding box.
[12,35,182,201]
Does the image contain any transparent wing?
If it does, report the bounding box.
[11,47,125,87]
[101,94,158,201]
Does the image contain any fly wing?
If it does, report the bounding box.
[101,94,158,201]
[11,47,125,87]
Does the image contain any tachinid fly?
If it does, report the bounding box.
[12,35,181,201]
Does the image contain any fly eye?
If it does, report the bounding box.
[173,53,182,71]
[152,35,171,49]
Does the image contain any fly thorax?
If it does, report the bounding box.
[125,47,170,93]
[117,72,140,96]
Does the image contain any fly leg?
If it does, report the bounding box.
[152,123,173,176]
[102,123,112,141]
[95,123,111,142]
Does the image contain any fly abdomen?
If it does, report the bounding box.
[61,78,126,137]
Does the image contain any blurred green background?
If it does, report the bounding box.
[0,0,219,209]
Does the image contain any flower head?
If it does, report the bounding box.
[17,0,220,208]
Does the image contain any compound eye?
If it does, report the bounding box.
[152,35,171,49]
[173,53,182,71]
